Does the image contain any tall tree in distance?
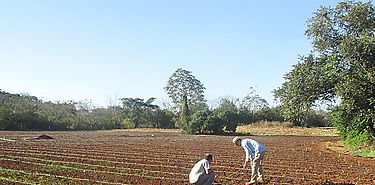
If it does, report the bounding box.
[164,68,206,111]
[165,68,206,130]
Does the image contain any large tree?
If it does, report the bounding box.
[274,1,374,144]
[164,68,206,111]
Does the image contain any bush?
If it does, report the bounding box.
[212,98,240,132]
[153,110,175,129]
[187,109,222,134]
[254,107,284,122]
[345,130,373,147]
[121,118,135,129]
[330,104,373,146]
[215,110,238,132]
[303,110,332,127]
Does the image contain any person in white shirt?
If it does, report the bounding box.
[233,137,266,184]
[189,154,215,185]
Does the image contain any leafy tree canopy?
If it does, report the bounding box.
[164,68,206,110]
[274,1,374,141]
[120,97,158,128]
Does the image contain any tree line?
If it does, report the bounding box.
[0,88,329,132]
[0,91,171,130]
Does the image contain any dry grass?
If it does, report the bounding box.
[245,121,295,128]
[325,141,352,155]
[101,121,339,137]
[237,121,339,137]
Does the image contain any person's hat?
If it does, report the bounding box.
[232,137,241,144]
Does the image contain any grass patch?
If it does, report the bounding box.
[353,150,375,158]
[326,141,375,158]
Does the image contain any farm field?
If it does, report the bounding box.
[0,130,374,185]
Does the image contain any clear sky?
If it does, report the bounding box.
[0,0,345,108]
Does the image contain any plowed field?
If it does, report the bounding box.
[0,130,374,184]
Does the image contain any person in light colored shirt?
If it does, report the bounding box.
[233,137,266,184]
[189,154,215,185]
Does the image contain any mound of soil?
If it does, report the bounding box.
[36,134,54,139]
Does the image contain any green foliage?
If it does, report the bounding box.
[178,98,243,134]
[165,68,207,131]
[187,109,221,134]
[90,108,122,130]
[0,106,12,130]
[214,98,239,132]
[120,97,159,128]
[0,89,174,131]
[180,98,245,134]
[274,1,374,144]
[239,87,277,125]
[236,108,255,125]
[0,92,47,130]
[303,110,332,127]
[164,68,206,110]
[274,55,337,124]
[121,118,135,129]
[254,106,284,123]
[330,103,373,146]
[176,95,190,131]
[352,148,375,158]
[149,109,175,129]
[345,130,373,147]
[37,101,77,130]
[216,110,238,132]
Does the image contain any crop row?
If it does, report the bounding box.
[0,158,188,185]
[0,166,126,185]
[3,137,367,173]
[1,149,361,184]
[0,156,306,185]
[1,152,323,183]
[1,133,372,185]
[2,145,373,176]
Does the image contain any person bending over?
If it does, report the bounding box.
[233,137,266,184]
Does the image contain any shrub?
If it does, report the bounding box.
[330,103,373,146]
[187,109,223,134]
[303,110,332,127]
[215,110,238,132]
[254,107,284,122]
[121,118,135,129]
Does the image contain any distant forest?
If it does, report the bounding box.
[0,90,330,132]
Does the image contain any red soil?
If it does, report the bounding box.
[0,131,374,185]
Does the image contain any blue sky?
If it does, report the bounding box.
[0,0,344,107]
